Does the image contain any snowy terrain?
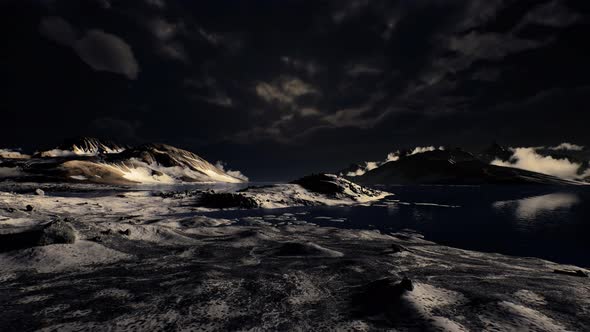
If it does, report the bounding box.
[0,138,247,185]
[0,182,588,331]
[0,149,30,160]
[36,137,127,158]
[233,174,391,208]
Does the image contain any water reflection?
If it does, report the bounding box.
[493,193,581,220]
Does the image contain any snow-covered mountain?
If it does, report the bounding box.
[196,173,390,209]
[1,139,247,184]
[0,149,30,160]
[351,148,579,185]
[36,137,127,157]
[61,143,246,184]
[483,143,590,182]
[337,146,446,177]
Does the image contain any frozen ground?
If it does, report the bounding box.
[0,184,589,331]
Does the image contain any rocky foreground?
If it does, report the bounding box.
[0,184,589,331]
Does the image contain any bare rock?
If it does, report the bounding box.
[553,269,588,278]
[0,220,76,252]
[37,220,76,245]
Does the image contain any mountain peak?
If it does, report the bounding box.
[36,137,127,157]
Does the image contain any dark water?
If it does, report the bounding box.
[201,185,590,267]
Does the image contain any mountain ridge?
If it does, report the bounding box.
[1,138,247,184]
[345,145,585,186]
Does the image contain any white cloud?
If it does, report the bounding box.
[39,17,140,80]
[346,146,444,177]
[145,0,166,9]
[282,78,318,97]
[281,56,321,76]
[346,161,379,177]
[549,142,584,151]
[300,108,321,117]
[200,93,233,108]
[255,77,318,106]
[321,92,389,129]
[323,106,371,128]
[332,0,369,24]
[449,32,540,60]
[409,146,444,155]
[215,161,249,182]
[346,64,381,77]
[491,147,584,180]
[148,18,178,40]
[523,0,580,28]
[385,152,400,162]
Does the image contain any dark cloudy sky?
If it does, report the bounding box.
[1,0,589,180]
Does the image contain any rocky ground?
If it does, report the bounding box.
[0,184,589,331]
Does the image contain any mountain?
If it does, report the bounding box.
[479,142,512,163]
[337,163,366,177]
[353,148,577,185]
[195,173,390,209]
[0,149,30,160]
[36,137,127,157]
[479,143,590,181]
[103,143,246,184]
[1,139,247,184]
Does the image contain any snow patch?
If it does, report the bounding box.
[0,149,30,159]
[0,241,132,273]
[402,282,468,332]
[237,176,390,209]
[215,161,249,182]
[479,301,568,332]
[550,142,584,151]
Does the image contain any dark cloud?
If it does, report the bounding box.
[92,117,142,143]
[39,16,139,79]
[74,30,140,79]
[1,0,589,180]
[39,16,77,46]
